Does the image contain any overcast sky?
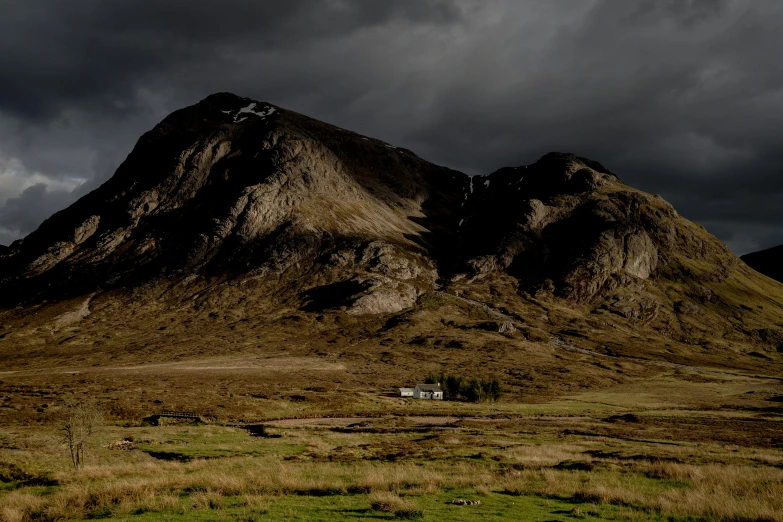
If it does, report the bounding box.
[1,0,781,254]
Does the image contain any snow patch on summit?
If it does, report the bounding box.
[223,103,276,123]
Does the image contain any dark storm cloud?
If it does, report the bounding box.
[0,0,782,255]
[0,0,461,120]
[0,0,463,244]
[0,183,73,237]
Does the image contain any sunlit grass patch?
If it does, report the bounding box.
[1,407,782,522]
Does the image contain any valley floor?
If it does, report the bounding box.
[1,287,782,520]
[1,387,781,522]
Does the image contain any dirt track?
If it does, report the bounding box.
[264,416,465,427]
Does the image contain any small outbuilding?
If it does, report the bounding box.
[414,383,443,400]
[399,388,414,397]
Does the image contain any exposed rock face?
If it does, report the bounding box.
[675,300,700,316]
[754,328,783,353]
[0,93,755,321]
[742,245,783,283]
[0,93,463,313]
[458,153,735,303]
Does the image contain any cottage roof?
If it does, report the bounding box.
[399,388,414,392]
[415,384,442,392]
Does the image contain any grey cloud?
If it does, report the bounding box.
[0,0,462,120]
[0,183,74,242]
[0,0,782,254]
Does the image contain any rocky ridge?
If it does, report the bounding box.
[0,93,781,358]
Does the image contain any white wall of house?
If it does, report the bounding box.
[413,385,443,400]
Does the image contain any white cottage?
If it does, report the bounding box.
[398,388,414,397]
[414,383,443,400]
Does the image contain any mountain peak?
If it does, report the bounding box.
[201,91,251,103]
[538,151,614,176]
[0,96,778,362]
[198,92,279,122]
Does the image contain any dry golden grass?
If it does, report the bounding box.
[240,494,270,514]
[2,419,782,522]
[0,459,492,521]
[498,442,589,468]
[500,462,783,521]
[369,491,423,519]
[0,493,43,522]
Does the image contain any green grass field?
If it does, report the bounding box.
[1,385,781,522]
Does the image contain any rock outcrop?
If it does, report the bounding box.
[457,153,735,303]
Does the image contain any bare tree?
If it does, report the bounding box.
[60,400,103,469]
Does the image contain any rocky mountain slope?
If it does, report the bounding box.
[1,92,782,390]
[742,245,783,284]
[0,93,467,314]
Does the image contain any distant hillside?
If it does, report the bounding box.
[742,245,783,283]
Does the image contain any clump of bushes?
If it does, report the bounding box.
[425,374,503,402]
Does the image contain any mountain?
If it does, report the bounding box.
[0,93,467,314]
[0,94,751,311]
[1,92,782,410]
[742,245,783,283]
